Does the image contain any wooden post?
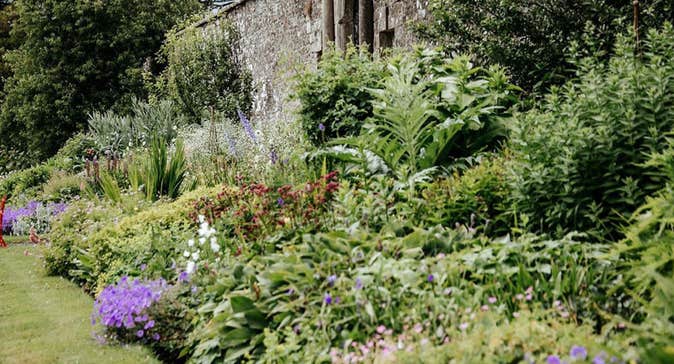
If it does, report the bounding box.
[0,195,7,248]
[322,0,335,50]
[335,0,353,51]
[358,0,374,53]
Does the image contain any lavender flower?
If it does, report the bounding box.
[277,197,285,207]
[427,274,434,283]
[547,355,562,364]
[355,277,363,290]
[270,149,279,165]
[570,345,588,360]
[327,275,337,287]
[324,292,333,305]
[237,110,257,142]
[318,123,326,132]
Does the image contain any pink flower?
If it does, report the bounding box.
[414,323,423,333]
[516,293,524,300]
[488,296,497,304]
[459,322,469,331]
[513,312,520,318]
[525,293,533,301]
[481,305,489,311]
[376,325,386,334]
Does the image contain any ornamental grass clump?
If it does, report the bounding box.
[92,276,168,342]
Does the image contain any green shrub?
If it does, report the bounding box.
[419,155,510,236]
[160,20,252,121]
[508,25,674,240]
[293,45,386,146]
[184,224,613,363]
[0,164,52,198]
[610,142,674,361]
[51,133,96,173]
[415,0,674,92]
[42,171,85,202]
[45,198,124,278]
[48,187,219,292]
[386,308,633,364]
[330,51,515,182]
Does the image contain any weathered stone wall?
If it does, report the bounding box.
[373,0,428,51]
[211,0,427,124]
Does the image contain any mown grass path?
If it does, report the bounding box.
[0,244,159,364]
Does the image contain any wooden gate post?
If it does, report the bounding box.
[0,195,7,248]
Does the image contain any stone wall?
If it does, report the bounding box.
[206,0,428,124]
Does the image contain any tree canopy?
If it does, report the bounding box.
[0,0,204,161]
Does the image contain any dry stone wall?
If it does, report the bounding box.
[209,0,428,124]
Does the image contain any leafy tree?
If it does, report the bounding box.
[415,0,674,92]
[0,0,204,161]
[0,0,20,93]
[159,20,253,122]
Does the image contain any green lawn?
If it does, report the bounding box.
[0,244,159,364]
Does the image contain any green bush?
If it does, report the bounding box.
[508,25,674,240]
[51,133,96,173]
[419,155,510,236]
[0,164,52,198]
[185,226,613,363]
[41,171,85,202]
[293,45,386,146]
[610,142,674,361]
[415,0,674,92]
[329,50,515,181]
[160,20,252,121]
[0,0,203,161]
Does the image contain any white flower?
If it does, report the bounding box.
[191,251,200,261]
[187,239,195,247]
[198,215,206,223]
[198,237,206,245]
[210,237,220,253]
[183,250,190,258]
[186,261,196,274]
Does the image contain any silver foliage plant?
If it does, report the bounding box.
[180,111,305,176]
[88,98,187,156]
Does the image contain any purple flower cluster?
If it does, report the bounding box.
[92,276,167,341]
[237,109,257,142]
[2,201,67,234]
[547,346,623,364]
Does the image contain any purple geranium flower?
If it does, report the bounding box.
[570,345,588,360]
[547,355,562,364]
